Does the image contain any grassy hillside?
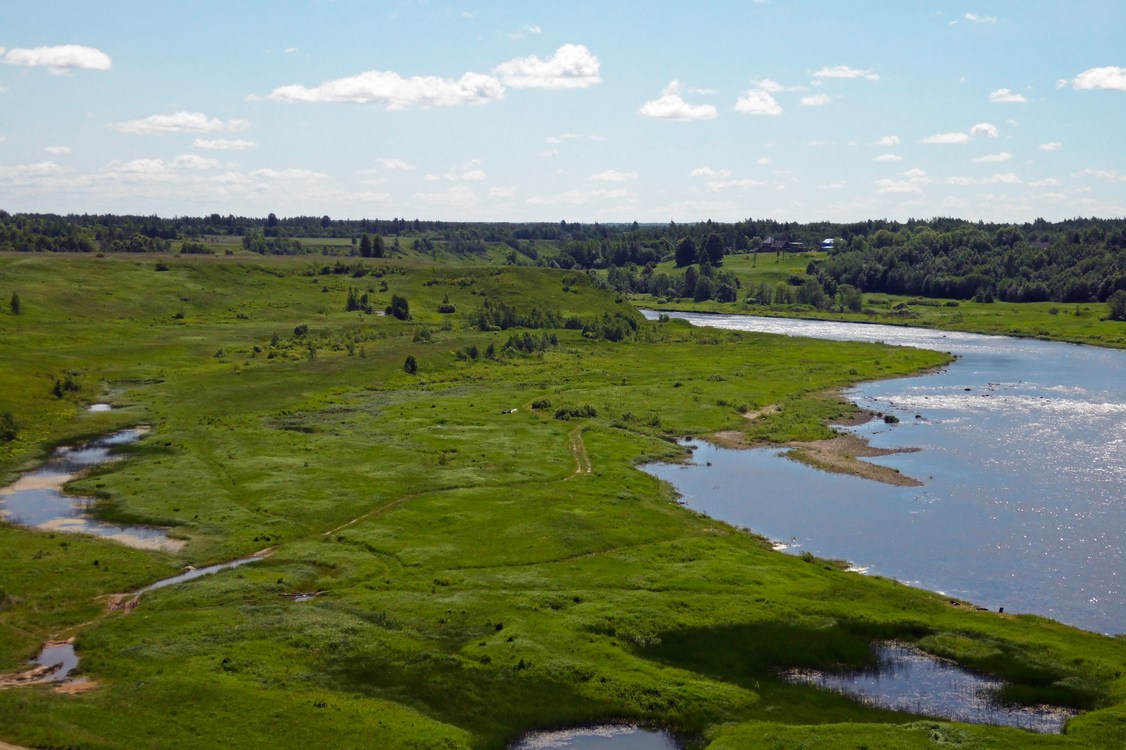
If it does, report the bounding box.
[0,254,1124,749]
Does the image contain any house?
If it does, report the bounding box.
[820,238,835,251]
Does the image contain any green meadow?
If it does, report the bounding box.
[1,253,1125,749]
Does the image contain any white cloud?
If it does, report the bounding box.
[876,168,931,193]
[875,153,902,162]
[115,111,249,135]
[813,65,879,81]
[706,178,766,192]
[756,157,772,166]
[4,45,111,75]
[248,168,327,181]
[947,173,1021,185]
[265,70,505,109]
[425,168,486,181]
[544,133,608,144]
[376,158,416,170]
[751,78,795,92]
[639,81,718,121]
[1030,178,1060,186]
[413,185,480,207]
[877,135,900,146]
[965,12,998,23]
[1039,141,1062,152]
[193,138,256,150]
[734,88,782,116]
[1069,66,1126,92]
[970,122,999,137]
[0,161,70,180]
[44,146,72,154]
[800,93,831,106]
[972,152,1012,163]
[489,187,515,198]
[922,132,971,144]
[1077,168,1126,183]
[590,169,637,182]
[494,44,600,89]
[172,154,221,169]
[525,187,636,206]
[284,47,298,55]
[691,167,731,178]
[922,122,998,144]
[989,88,1028,103]
[502,24,542,40]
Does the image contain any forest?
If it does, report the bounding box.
[2,211,1126,308]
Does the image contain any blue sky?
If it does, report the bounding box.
[1,1,1124,222]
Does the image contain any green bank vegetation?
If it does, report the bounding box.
[1,253,1125,749]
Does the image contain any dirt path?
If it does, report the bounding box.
[567,426,591,478]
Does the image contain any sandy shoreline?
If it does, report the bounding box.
[706,404,923,487]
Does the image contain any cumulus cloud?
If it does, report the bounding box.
[970,122,999,137]
[973,152,1012,163]
[376,158,416,170]
[545,133,607,144]
[264,69,504,108]
[3,45,111,75]
[800,93,831,106]
[425,167,486,181]
[44,146,72,154]
[705,178,766,192]
[1077,168,1126,182]
[922,122,998,143]
[193,138,256,150]
[734,88,782,116]
[1039,141,1062,151]
[947,173,1020,185]
[875,153,902,162]
[876,168,931,193]
[691,167,731,178]
[1068,66,1126,91]
[877,135,900,146]
[922,132,971,144]
[502,24,543,40]
[813,65,879,81]
[639,81,718,121]
[525,187,636,206]
[965,12,998,23]
[751,78,799,92]
[0,161,71,180]
[590,169,637,182]
[989,87,1028,103]
[494,44,600,89]
[172,154,221,169]
[114,111,249,135]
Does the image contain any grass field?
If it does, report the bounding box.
[1,253,1124,749]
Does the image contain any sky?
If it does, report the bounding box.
[1,1,1124,223]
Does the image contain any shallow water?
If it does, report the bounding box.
[642,312,1126,634]
[32,642,79,682]
[787,644,1075,733]
[0,428,184,552]
[139,556,261,594]
[510,725,680,750]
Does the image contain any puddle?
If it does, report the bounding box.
[0,428,185,552]
[786,644,1076,733]
[86,403,113,412]
[510,725,680,750]
[33,642,79,683]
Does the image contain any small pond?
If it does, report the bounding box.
[32,642,80,683]
[0,427,184,552]
[510,725,680,750]
[787,644,1075,733]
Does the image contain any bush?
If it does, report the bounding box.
[386,294,410,320]
[0,411,18,442]
[403,355,418,374]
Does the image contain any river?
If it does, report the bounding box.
[641,311,1125,635]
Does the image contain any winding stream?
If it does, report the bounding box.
[0,427,184,552]
[642,311,1126,635]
